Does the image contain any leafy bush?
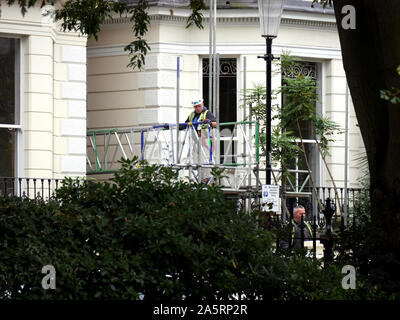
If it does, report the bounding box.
[0,158,392,299]
[333,175,400,298]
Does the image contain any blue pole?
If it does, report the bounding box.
[208,125,212,163]
[141,130,144,160]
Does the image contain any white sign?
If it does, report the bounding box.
[262,184,280,212]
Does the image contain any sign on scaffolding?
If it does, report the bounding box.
[262,184,280,212]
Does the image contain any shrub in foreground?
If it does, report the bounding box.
[0,158,391,299]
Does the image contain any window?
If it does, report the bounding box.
[281,61,320,193]
[0,36,22,178]
[202,57,237,163]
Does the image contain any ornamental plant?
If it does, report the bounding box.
[244,54,344,215]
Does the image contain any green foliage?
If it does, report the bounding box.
[278,54,319,132]
[240,84,266,125]
[313,116,344,157]
[279,53,301,77]
[5,0,55,16]
[4,0,206,70]
[240,83,301,184]
[380,65,400,104]
[53,0,128,41]
[345,151,370,225]
[330,176,399,299]
[0,158,389,300]
[124,0,151,70]
[334,177,371,269]
[241,53,343,185]
[333,212,399,298]
[279,74,318,129]
[271,127,301,182]
[278,54,343,184]
[380,88,400,104]
[186,0,206,29]
[350,175,371,225]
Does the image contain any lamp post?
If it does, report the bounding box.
[257,0,284,185]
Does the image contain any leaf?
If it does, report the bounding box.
[186,0,206,29]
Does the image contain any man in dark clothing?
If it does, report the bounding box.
[280,205,313,249]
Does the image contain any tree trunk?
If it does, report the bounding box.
[333,0,400,288]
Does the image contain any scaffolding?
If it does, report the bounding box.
[87,121,260,193]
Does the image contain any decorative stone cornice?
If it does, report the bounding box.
[88,42,342,60]
[281,18,336,30]
[104,14,337,30]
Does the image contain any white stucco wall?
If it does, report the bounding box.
[0,3,87,180]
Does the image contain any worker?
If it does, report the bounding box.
[185,98,217,131]
[280,205,313,249]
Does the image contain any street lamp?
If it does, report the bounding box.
[257,0,284,185]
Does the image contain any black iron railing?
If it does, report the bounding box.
[268,197,362,263]
[229,186,363,261]
[0,177,64,200]
[1,177,363,262]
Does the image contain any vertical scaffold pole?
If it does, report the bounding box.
[212,0,217,116]
[255,121,260,207]
[94,133,98,172]
[208,125,212,164]
[176,56,180,164]
[344,82,349,228]
[244,56,251,212]
[189,126,192,181]
[140,130,144,161]
[208,0,213,114]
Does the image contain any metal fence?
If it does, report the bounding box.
[283,186,362,226]
[230,190,363,262]
[231,186,361,220]
[272,197,351,263]
[0,175,363,262]
[0,177,64,200]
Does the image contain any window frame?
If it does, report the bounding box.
[0,34,24,178]
[281,60,322,193]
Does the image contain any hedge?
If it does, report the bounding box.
[0,158,390,300]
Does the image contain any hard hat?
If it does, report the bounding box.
[192,98,204,106]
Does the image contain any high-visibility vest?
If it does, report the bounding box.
[188,110,209,130]
[292,221,313,239]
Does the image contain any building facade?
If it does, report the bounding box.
[0,2,87,184]
[0,0,366,197]
[86,0,365,190]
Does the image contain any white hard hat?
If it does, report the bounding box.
[192,98,204,106]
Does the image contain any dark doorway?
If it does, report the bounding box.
[202,58,237,164]
[202,58,237,123]
[281,61,319,192]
